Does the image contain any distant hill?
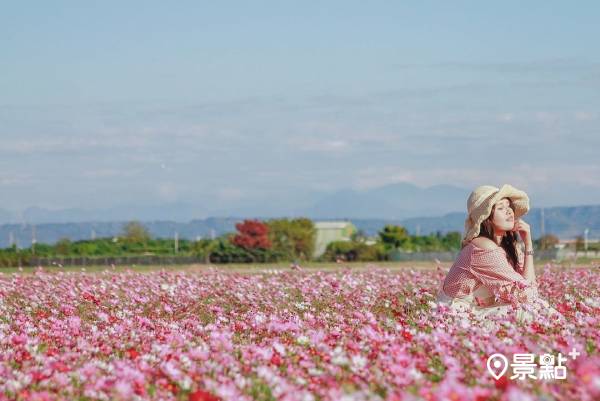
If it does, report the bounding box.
[0,203,210,225]
[354,205,600,240]
[0,218,241,249]
[304,183,468,219]
[0,209,13,223]
[1,205,598,248]
[0,183,471,224]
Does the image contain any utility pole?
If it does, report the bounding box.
[31,225,37,255]
[584,228,589,251]
[174,232,179,254]
[540,207,545,238]
[91,229,96,240]
[9,231,14,247]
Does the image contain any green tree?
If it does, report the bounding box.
[121,221,151,243]
[410,234,441,252]
[55,238,72,255]
[378,225,409,250]
[535,234,560,250]
[442,231,462,250]
[212,236,254,263]
[322,240,386,262]
[350,229,368,242]
[575,235,585,251]
[192,239,220,263]
[267,218,316,261]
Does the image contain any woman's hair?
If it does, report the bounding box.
[478,198,520,269]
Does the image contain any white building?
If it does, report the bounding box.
[313,221,357,258]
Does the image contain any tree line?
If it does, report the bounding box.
[0,219,571,267]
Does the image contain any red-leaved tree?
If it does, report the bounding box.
[232,220,272,250]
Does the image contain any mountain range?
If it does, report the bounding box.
[1,183,598,248]
[1,207,598,249]
[0,182,469,224]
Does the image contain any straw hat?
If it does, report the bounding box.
[462,184,530,247]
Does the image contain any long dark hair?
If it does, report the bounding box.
[478,198,520,270]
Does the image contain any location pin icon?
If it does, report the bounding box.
[487,353,508,380]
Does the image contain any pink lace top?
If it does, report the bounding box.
[440,242,538,307]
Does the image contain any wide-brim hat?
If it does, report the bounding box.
[462,184,530,247]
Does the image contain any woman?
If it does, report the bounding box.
[436,184,561,327]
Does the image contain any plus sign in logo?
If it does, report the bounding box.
[568,347,580,360]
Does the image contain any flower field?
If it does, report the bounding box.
[0,265,598,401]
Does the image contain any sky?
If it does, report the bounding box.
[1,1,599,214]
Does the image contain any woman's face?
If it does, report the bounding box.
[490,197,515,233]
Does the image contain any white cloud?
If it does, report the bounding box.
[353,163,600,193]
[216,187,244,202]
[534,111,560,126]
[573,111,596,121]
[509,163,600,189]
[497,113,514,122]
[392,59,600,75]
[289,137,351,153]
[1,90,598,210]
[0,135,147,155]
[0,173,32,185]
[353,166,489,190]
[155,182,180,202]
[81,168,142,179]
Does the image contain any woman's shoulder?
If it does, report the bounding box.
[469,237,502,251]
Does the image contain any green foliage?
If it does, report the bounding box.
[322,240,387,262]
[0,236,199,267]
[535,234,560,250]
[389,231,462,252]
[191,238,220,263]
[378,225,409,249]
[55,238,71,255]
[573,236,600,251]
[121,221,151,243]
[0,221,463,267]
[206,237,253,263]
[350,229,368,242]
[575,236,585,251]
[0,245,28,267]
[267,218,316,261]
[440,231,462,250]
[247,378,276,401]
[210,236,276,263]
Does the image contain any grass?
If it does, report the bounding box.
[0,261,438,275]
[0,258,598,275]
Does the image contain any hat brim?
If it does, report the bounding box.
[462,184,530,246]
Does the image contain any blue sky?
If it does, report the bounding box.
[1,1,599,214]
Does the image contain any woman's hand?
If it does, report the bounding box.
[512,219,532,244]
